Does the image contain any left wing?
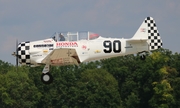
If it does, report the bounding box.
[41,48,80,66]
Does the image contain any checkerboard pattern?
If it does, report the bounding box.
[145,17,162,50]
[18,41,31,65]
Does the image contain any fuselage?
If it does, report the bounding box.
[18,36,148,66]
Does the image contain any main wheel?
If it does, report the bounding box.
[140,55,146,60]
[41,73,53,84]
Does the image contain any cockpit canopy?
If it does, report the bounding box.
[51,31,100,41]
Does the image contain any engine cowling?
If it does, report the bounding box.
[18,41,31,65]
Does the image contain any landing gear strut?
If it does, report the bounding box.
[41,64,53,84]
[140,54,146,60]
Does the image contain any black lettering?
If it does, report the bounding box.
[33,44,54,48]
[113,40,121,53]
[103,40,121,53]
[103,40,112,53]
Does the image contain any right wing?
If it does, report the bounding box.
[41,48,80,66]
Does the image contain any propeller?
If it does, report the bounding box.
[12,39,19,68]
[16,39,18,68]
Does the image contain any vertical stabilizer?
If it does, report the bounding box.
[132,17,163,50]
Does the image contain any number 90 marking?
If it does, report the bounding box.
[103,40,121,53]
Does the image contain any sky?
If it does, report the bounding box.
[0,0,180,65]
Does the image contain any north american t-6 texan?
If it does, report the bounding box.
[12,17,162,84]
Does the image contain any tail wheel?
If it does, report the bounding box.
[140,55,146,60]
[41,73,53,84]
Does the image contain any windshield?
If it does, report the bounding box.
[50,31,100,41]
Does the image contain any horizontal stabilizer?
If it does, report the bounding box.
[127,39,148,43]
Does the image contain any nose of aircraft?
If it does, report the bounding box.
[17,41,31,65]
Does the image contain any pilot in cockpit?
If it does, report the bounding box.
[52,36,56,41]
[59,33,65,41]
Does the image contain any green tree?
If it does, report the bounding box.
[75,68,121,108]
[100,49,177,107]
[0,66,42,108]
[0,60,13,74]
[125,92,140,108]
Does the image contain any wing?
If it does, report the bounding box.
[41,48,80,66]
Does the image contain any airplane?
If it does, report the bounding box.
[12,17,162,84]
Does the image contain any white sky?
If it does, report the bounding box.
[0,0,180,64]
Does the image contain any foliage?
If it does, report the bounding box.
[0,66,41,108]
[75,69,121,108]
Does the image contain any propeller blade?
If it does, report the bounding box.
[16,39,18,68]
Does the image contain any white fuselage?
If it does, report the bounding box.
[28,36,148,66]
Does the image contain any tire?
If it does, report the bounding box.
[41,73,53,84]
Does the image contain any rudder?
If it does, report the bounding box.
[145,17,162,50]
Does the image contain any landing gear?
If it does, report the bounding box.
[41,72,53,84]
[41,64,53,84]
[139,52,146,60]
[140,54,146,60]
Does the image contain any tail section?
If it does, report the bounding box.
[132,17,163,50]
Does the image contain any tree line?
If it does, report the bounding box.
[0,48,180,108]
